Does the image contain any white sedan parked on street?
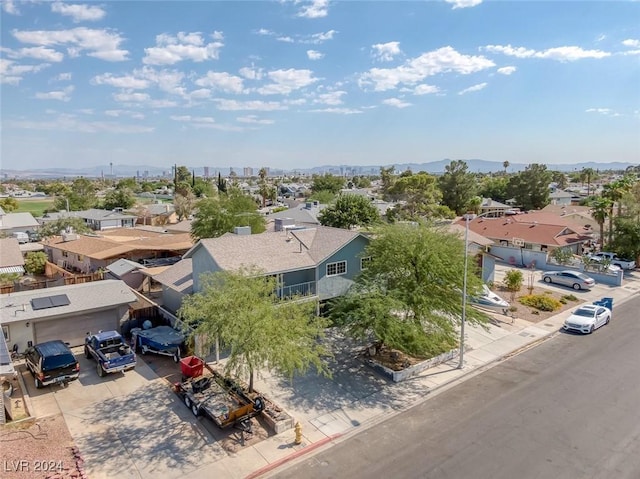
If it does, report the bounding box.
[563,304,611,334]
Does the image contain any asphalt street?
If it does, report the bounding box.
[272,295,640,479]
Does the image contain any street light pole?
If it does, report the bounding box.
[458,214,470,369]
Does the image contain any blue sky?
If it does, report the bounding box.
[1,0,639,172]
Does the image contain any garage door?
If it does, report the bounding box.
[34,312,119,347]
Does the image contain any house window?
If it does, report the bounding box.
[2,325,9,342]
[77,255,84,261]
[326,260,347,277]
[62,251,68,257]
[360,257,372,270]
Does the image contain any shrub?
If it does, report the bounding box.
[519,294,563,312]
[562,294,579,302]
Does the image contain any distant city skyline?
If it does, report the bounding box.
[1,1,639,171]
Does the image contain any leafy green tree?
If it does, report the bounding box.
[24,251,48,275]
[116,177,139,192]
[102,188,136,210]
[379,165,397,201]
[257,167,276,207]
[318,194,380,229]
[502,161,510,174]
[602,175,636,244]
[174,165,192,196]
[217,172,227,194]
[551,171,568,190]
[191,189,265,239]
[331,224,488,357]
[0,197,19,212]
[0,272,20,287]
[174,192,196,221]
[478,176,509,204]
[178,268,331,392]
[506,164,552,211]
[53,177,97,211]
[39,217,91,238]
[193,178,215,198]
[308,190,336,204]
[311,173,345,195]
[550,247,574,265]
[438,160,477,215]
[503,269,524,303]
[387,171,442,219]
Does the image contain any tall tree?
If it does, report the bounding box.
[318,194,380,229]
[551,171,568,190]
[311,173,345,195]
[590,197,612,247]
[217,172,227,194]
[174,192,197,221]
[438,160,477,215]
[0,197,19,212]
[478,176,509,204]
[387,171,442,220]
[102,188,135,210]
[331,224,488,357]
[191,189,265,239]
[580,167,597,197]
[174,165,192,196]
[258,167,270,208]
[52,177,97,211]
[602,175,635,244]
[502,161,510,174]
[178,268,331,393]
[506,164,552,211]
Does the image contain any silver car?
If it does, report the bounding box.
[541,270,595,290]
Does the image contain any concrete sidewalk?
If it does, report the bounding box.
[181,268,640,479]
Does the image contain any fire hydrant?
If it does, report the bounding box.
[294,422,303,445]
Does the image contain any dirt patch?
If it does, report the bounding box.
[0,415,82,479]
[494,285,579,324]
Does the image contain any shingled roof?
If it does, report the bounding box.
[185,226,366,275]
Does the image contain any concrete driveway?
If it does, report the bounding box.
[21,348,229,479]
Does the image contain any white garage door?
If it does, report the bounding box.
[34,312,119,347]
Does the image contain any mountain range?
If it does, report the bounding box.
[1,160,636,179]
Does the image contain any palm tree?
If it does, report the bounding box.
[590,197,612,248]
[503,161,510,174]
[581,168,596,197]
[602,175,636,243]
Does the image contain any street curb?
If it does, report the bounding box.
[245,433,343,479]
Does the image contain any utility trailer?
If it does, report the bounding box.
[130,325,185,362]
[174,357,265,431]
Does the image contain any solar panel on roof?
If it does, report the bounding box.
[31,294,71,311]
[0,336,11,366]
[50,295,70,307]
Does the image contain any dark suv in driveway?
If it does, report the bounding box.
[25,340,80,388]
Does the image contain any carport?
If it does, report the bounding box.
[0,280,137,351]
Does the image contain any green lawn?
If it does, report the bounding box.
[15,198,55,217]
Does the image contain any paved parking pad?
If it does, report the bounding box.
[63,381,228,479]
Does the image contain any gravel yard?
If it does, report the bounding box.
[0,415,83,479]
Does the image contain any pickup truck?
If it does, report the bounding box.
[587,252,636,271]
[84,331,136,377]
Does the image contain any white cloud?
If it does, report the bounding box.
[143,32,223,65]
[239,66,263,80]
[6,115,154,134]
[307,50,324,60]
[382,98,412,108]
[8,46,64,62]
[53,72,72,81]
[2,0,20,15]
[51,2,106,23]
[35,85,75,101]
[170,115,216,123]
[413,84,440,95]
[313,91,346,105]
[372,42,402,62]
[297,0,329,18]
[445,0,483,9]
[277,36,295,43]
[0,59,51,84]
[483,44,610,62]
[236,115,275,125]
[622,39,640,48]
[309,107,362,114]
[12,27,129,61]
[214,99,287,111]
[309,30,337,44]
[458,82,487,95]
[186,89,211,100]
[585,108,620,117]
[92,73,150,89]
[113,91,150,103]
[497,66,516,75]
[256,28,273,36]
[360,46,494,91]
[195,71,245,93]
[257,68,319,95]
[105,110,145,120]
